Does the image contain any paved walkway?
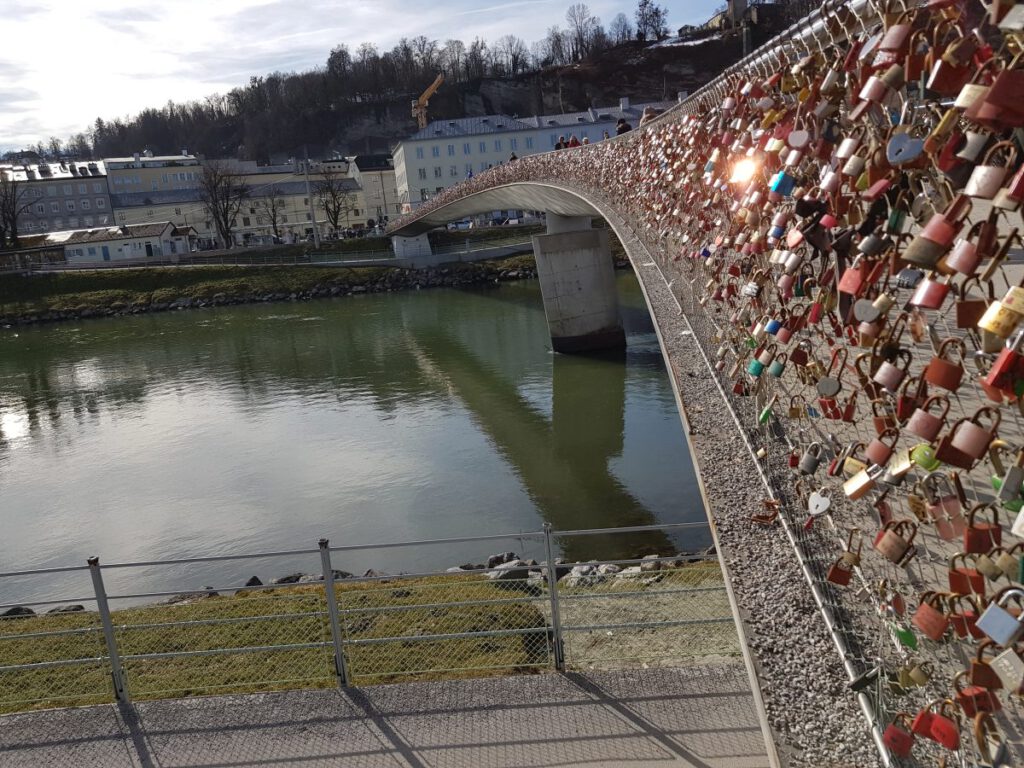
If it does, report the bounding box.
[0,664,770,768]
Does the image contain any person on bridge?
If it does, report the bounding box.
[602,130,610,140]
[616,118,632,135]
[555,135,567,150]
[508,152,518,161]
[567,135,581,148]
[582,137,590,145]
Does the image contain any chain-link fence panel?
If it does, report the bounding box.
[336,573,552,684]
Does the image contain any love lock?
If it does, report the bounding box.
[804,488,831,529]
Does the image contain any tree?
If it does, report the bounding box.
[441,39,465,80]
[313,167,354,233]
[610,13,634,44]
[257,186,286,240]
[565,4,598,59]
[46,136,63,159]
[198,160,249,249]
[494,35,530,76]
[635,0,669,41]
[0,171,34,248]
[543,26,569,66]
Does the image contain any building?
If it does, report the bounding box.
[18,222,196,263]
[109,158,364,247]
[347,155,400,223]
[104,151,202,196]
[393,97,677,208]
[0,160,112,237]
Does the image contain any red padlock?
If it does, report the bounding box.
[954,670,1001,717]
[949,553,986,595]
[949,593,984,640]
[882,714,915,758]
[912,591,950,641]
[964,503,1002,553]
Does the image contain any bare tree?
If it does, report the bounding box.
[257,186,286,240]
[0,171,34,248]
[198,160,249,249]
[441,39,465,80]
[635,0,669,41]
[543,26,569,66]
[313,167,354,233]
[565,3,598,59]
[494,35,530,76]
[610,12,634,44]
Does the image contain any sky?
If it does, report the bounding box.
[0,0,721,152]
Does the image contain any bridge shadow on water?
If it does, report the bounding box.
[406,321,685,562]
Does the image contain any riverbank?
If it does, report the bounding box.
[0,256,545,327]
[0,553,727,715]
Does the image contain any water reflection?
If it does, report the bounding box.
[0,275,703,601]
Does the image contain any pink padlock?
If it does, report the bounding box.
[906,395,951,442]
[945,236,979,275]
[822,170,841,194]
[950,407,1002,460]
[921,214,957,246]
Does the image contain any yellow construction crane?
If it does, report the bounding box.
[412,74,444,130]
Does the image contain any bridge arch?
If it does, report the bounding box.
[392,180,659,354]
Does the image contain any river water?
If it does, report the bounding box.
[0,273,706,603]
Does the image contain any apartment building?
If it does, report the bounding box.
[0,160,112,235]
[104,151,202,195]
[393,97,678,208]
[348,155,400,223]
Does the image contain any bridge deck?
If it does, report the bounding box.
[0,665,770,768]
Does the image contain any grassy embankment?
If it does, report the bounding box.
[0,561,729,714]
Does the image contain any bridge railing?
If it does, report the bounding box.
[0,522,729,713]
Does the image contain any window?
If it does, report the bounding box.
[81,199,90,210]
[305,213,312,221]
[433,166,442,178]
[479,142,486,153]
[525,137,534,149]
[447,144,455,156]
[63,184,72,195]
[415,147,424,160]
[303,198,308,205]
[465,163,472,175]
[174,207,181,216]
[510,138,517,150]
[68,217,78,227]
[494,139,502,151]
[50,202,59,213]
[47,186,56,197]
[34,203,44,214]
[66,200,76,211]
[93,182,103,193]
[449,165,457,177]
[417,168,427,180]
[463,143,471,155]
[282,215,288,223]
[38,219,47,229]
[431,146,440,157]
[242,217,251,226]
[83,216,93,226]
[87,247,97,257]
[162,174,168,183]
[96,198,105,208]
[78,183,87,194]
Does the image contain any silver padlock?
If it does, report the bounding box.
[799,442,824,475]
[998,449,1024,502]
[977,588,1024,646]
[992,647,1024,692]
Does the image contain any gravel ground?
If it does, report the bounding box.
[592,214,886,768]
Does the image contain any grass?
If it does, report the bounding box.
[0,561,732,714]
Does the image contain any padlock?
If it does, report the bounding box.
[911,442,941,471]
[965,141,1019,199]
[926,699,961,751]
[874,520,917,565]
[923,472,966,541]
[978,299,1024,339]
[996,543,1022,580]
[827,528,861,586]
[985,329,1024,402]
[975,712,1011,768]
[924,338,966,392]
[949,593,984,640]
[912,591,950,641]
[905,395,950,442]
[954,670,1001,717]
[843,464,882,500]
[965,503,1002,553]
[866,428,900,467]
[950,407,1002,462]
[767,353,788,378]
[798,442,824,474]
[872,349,912,393]
[816,347,847,398]
[971,641,1004,690]
[881,714,915,758]
[976,587,1024,646]
[998,448,1024,503]
[949,552,986,595]
[991,646,1024,692]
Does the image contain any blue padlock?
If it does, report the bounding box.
[770,171,796,196]
[765,318,783,335]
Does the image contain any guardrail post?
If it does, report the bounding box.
[87,557,130,703]
[543,523,565,671]
[319,539,350,686]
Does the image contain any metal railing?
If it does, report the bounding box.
[0,521,731,714]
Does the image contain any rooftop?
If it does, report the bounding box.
[18,222,174,248]
[0,160,107,182]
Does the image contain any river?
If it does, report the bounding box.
[0,272,706,604]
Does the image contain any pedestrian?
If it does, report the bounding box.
[555,135,566,150]
[602,130,610,140]
[639,106,660,126]
[615,118,632,135]
[567,135,581,148]
[508,152,518,161]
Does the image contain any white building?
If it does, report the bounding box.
[393,97,678,208]
[20,222,196,263]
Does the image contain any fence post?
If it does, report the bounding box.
[543,523,565,672]
[319,539,350,687]
[87,557,130,703]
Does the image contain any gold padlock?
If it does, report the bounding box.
[978,300,1023,338]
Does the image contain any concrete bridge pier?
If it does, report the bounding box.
[533,215,625,354]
